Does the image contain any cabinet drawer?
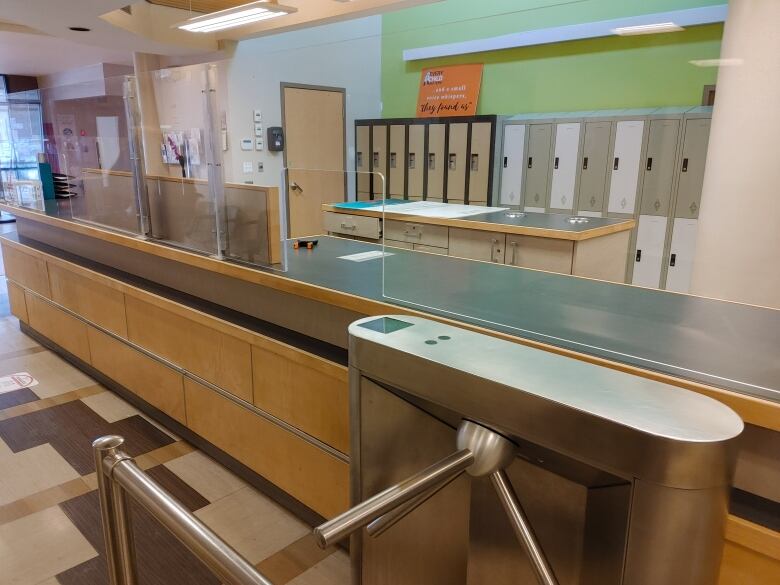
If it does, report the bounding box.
[385,220,448,248]
[7,281,28,323]
[1,245,50,297]
[184,377,349,518]
[323,212,380,240]
[26,293,91,363]
[414,244,448,255]
[449,228,505,263]
[505,235,574,274]
[384,239,413,250]
[88,327,186,424]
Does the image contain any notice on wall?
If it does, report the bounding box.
[416,64,483,118]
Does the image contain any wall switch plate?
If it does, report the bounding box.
[254,110,262,122]
[255,138,264,151]
[254,123,263,137]
[257,162,264,172]
[240,138,253,151]
[243,161,252,173]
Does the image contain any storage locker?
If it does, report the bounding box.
[426,123,446,201]
[371,125,388,197]
[446,123,468,202]
[468,122,492,204]
[407,124,425,200]
[631,214,668,288]
[356,125,371,199]
[640,119,680,216]
[549,123,581,211]
[499,125,526,206]
[665,218,698,293]
[577,121,611,214]
[524,124,553,212]
[607,120,645,214]
[674,118,711,219]
[388,124,406,198]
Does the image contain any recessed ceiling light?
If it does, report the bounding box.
[612,22,684,36]
[69,26,91,32]
[689,58,744,67]
[175,1,297,33]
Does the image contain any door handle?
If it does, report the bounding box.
[290,182,303,193]
[503,156,508,168]
[582,157,588,170]
[613,157,619,170]
[636,249,642,262]
[681,158,689,173]
[509,241,518,265]
[527,156,533,169]
[670,253,677,267]
[554,157,559,170]
[646,157,653,171]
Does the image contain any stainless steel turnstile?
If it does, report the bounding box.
[316,316,743,585]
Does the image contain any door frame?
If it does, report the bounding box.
[280,82,348,204]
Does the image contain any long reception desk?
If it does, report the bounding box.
[1,201,778,584]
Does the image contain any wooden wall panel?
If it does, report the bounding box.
[184,378,349,518]
[1,244,50,297]
[88,327,186,424]
[47,263,128,338]
[125,296,253,403]
[719,542,780,585]
[25,293,90,362]
[252,341,349,454]
[7,281,28,323]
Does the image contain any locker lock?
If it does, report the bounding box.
[670,253,677,267]
[636,249,642,262]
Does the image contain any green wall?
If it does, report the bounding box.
[381,0,724,117]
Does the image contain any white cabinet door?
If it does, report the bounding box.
[631,214,667,288]
[665,218,698,293]
[607,120,644,214]
[499,125,526,206]
[549,123,581,211]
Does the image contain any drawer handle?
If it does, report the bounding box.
[509,241,518,265]
[340,223,357,230]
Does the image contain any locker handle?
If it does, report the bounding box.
[582,157,588,170]
[373,152,380,168]
[646,157,653,171]
[681,158,689,173]
[390,152,397,169]
[428,153,436,170]
[527,156,533,169]
[613,157,619,171]
[503,156,508,168]
[670,253,676,267]
[449,153,457,171]
[554,157,559,170]
[471,154,479,172]
[636,249,642,262]
[357,152,363,168]
[408,153,416,170]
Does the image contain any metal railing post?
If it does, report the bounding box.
[93,435,138,585]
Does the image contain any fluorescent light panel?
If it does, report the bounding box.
[176,1,295,33]
[612,22,684,35]
[689,58,743,67]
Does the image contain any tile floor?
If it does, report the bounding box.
[0,227,350,585]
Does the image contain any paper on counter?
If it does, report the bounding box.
[376,201,507,219]
[338,251,394,262]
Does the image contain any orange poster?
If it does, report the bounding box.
[416,64,483,118]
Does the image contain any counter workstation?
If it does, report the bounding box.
[1,202,778,583]
[323,200,635,282]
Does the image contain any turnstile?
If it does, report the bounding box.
[316,316,743,585]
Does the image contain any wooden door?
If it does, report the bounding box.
[283,86,345,238]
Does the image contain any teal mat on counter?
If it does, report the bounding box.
[331,199,409,210]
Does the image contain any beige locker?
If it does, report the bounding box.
[427,124,446,199]
[449,228,505,263]
[674,118,710,219]
[640,119,680,216]
[371,125,388,197]
[389,124,406,198]
[356,125,370,197]
[524,124,553,211]
[407,125,425,200]
[469,122,492,204]
[447,123,468,201]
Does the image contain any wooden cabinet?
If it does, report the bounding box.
[25,293,91,363]
[323,212,381,240]
[88,327,186,424]
[251,340,349,454]
[385,220,448,248]
[125,296,253,404]
[449,228,505,263]
[7,280,28,323]
[505,235,574,274]
[184,377,349,518]
[1,245,50,297]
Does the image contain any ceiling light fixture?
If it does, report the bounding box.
[612,22,684,36]
[689,58,744,67]
[175,1,296,33]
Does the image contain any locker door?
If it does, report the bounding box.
[427,123,446,201]
[665,218,698,293]
[499,124,525,206]
[524,124,553,212]
[607,120,644,214]
[407,125,425,200]
[577,121,611,214]
[640,119,680,216]
[356,125,370,200]
[447,122,468,202]
[468,122,492,204]
[371,125,388,197]
[674,118,711,219]
[388,124,406,198]
[549,123,581,211]
[631,214,668,288]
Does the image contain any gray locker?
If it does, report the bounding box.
[371,125,388,197]
[577,121,612,214]
[447,123,468,202]
[524,124,553,211]
[427,123,446,200]
[640,119,680,216]
[468,122,492,204]
[356,125,371,198]
[407,124,425,200]
[389,124,406,198]
[674,118,711,219]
